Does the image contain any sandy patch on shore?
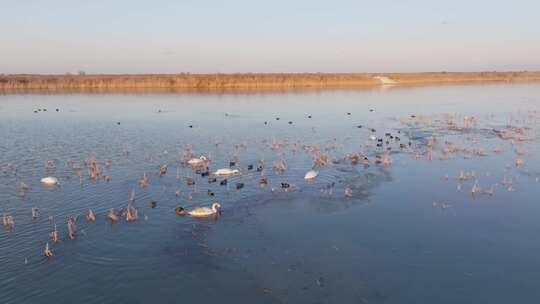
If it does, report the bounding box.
[374,76,398,85]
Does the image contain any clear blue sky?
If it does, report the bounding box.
[1,0,539,74]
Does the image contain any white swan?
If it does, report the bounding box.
[304,170,319,180]
[188,203,221,217]
[188,156,207,166]
[213,168,240,176]
[40,176,59,186]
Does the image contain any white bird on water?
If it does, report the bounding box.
[40,176,59,186]
[188,203,221,218]
[213,168,240,176]
[304,170,319,180]
[188,156,207,166]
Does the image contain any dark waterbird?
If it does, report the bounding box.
[175,207,186,216]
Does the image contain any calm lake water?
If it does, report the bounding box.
[1,83,540,303]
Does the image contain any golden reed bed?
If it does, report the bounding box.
[1,72,539,92]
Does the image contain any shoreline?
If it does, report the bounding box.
[1,72,539,93]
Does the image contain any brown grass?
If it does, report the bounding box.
[1,72,539,92]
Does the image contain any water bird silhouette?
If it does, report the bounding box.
[175,207,186,216]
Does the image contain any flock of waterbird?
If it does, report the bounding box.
[2,108,538,261]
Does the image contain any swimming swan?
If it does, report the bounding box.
[304,170,319,180]
[213,168,240,176]
[40,176,59,186]
[188,156,207,166]
[188,203,221,218]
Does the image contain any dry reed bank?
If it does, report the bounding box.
[1,72,539,92]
